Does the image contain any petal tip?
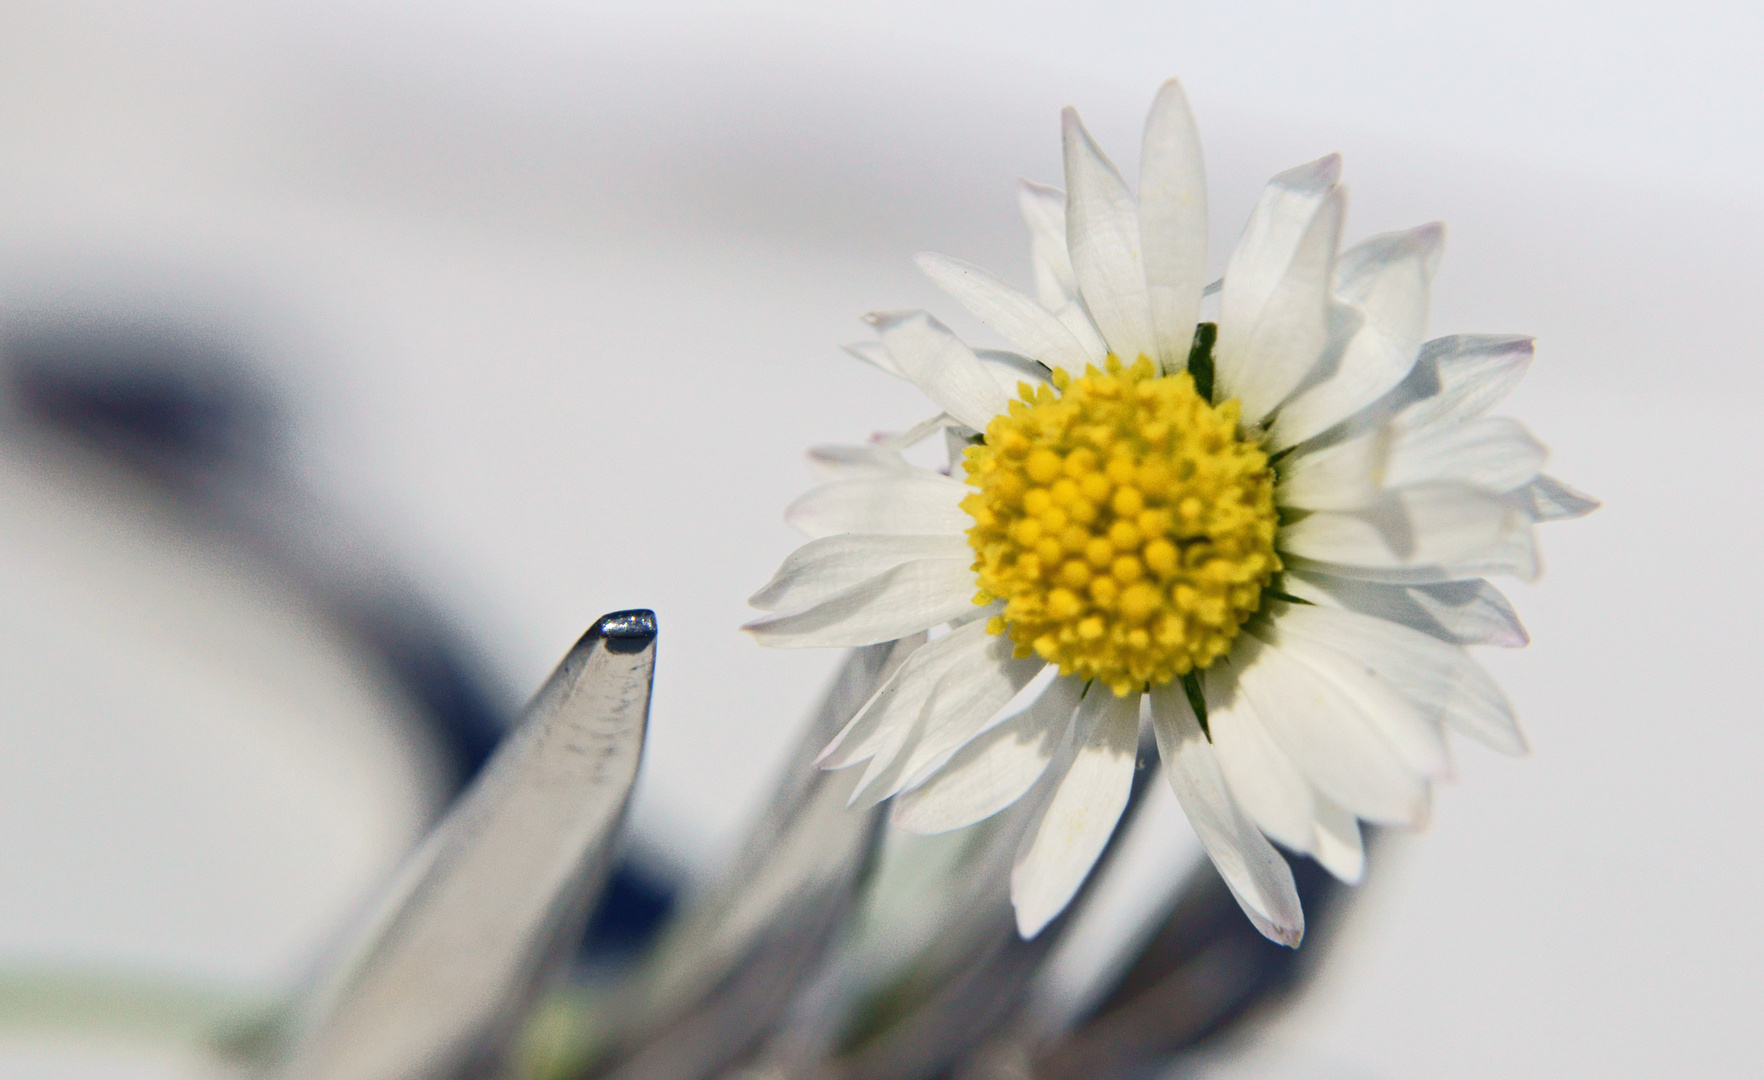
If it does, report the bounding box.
[1146,77,1195,121]
[1272,152,1344,194]
[888,798,936,835]
[1060,106,1095,152]
[1414,221,1447,274]
[812,731,859,769]
[1013,900,1055,940]
[739,615,799,647]
[863,310,921,332]
[1243,902,1306,948]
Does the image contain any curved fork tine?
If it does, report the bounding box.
[592,640,911,1080]
[277,611,658,1080]
[1024,848,1357,1078]
[818,736,1163,1080]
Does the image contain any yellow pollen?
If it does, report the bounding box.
[961,355,1280,697]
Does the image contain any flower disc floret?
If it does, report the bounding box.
[962,356,1280,696]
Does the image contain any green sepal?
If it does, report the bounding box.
[1186,321,1217,403]
[1261,589,1313,606]
[1182,671,1210,740]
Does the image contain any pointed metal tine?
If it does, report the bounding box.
[819,735,1164,1080]
[277,610,658,1080]
[591,640,905,1080]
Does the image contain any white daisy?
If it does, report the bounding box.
[745,80,1595,946]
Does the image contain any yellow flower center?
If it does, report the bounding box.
[961,356,1280,696]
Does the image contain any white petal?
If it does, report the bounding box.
[1018,179,1079,311]
[1264,620,1452,780]
[1269,224,1443,449]
[1224,187,1348,425]
[1310,793,1365,883]
[865,311,1010,431]
[1148,683,1304,947]
[1011,686,1141,937]
[842,340,906,379]
[975,349,1054,398]
[1289,536,1541,587]
[1203,659,1317,853]
[1279,483,1538,582]
[749,533,971,611]
[1052,300,1111,362]
[1215,155,1342,421]
[848,704,928,808]
[785,473,971,539]
[1515,474,1600,522]
[891,675,1081,834]
[1203,658,1367,885]
[804,443,916,482]
[1216,157,1339,346]
[1062,107,1158,364]
[1274,602,1526,756]
[1275,426,1390,511]
[816,618,993,769]
[1394,334,1535,431]
[916,253,1096,373]
[742,559,978,648]
[864,409,952,451]
[944,427,976,484]
[1137,78,1208,373]
[856,639,1045,805]
[1403,579,1529,648]
[1385,416,1547,493]
[1232,631,1428,825]
[1284,569,1530,648]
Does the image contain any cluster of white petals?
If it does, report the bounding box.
[746,80,1595,945]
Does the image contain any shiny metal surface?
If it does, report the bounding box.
[277,612,657,1080]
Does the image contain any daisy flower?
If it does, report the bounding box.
[745,80,1595,946]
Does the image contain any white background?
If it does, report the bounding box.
[0,2,1758,1076]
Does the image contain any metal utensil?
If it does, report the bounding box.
[275,611,657,1080]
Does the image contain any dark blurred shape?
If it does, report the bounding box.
[5,315,509,784]
[1020,846,1354,1080]
[8,320,279,482]
[581,857,678,964]
[1,312,679,961]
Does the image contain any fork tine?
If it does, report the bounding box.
[279,611,657,1080]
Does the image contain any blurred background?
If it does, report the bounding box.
[0,1,1759,1076]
